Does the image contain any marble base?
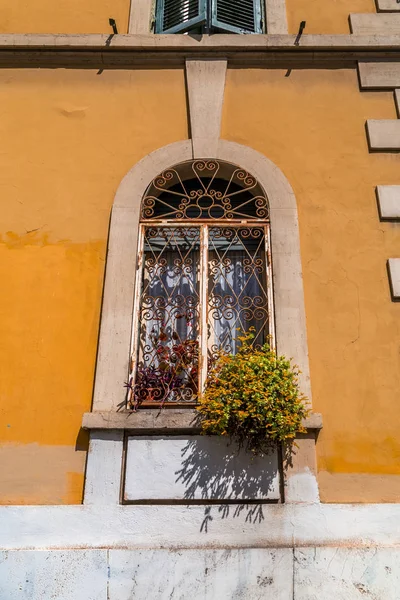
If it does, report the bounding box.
[1,547,400,599]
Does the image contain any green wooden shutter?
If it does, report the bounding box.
[211,0,263,33]
[155,0,207,33]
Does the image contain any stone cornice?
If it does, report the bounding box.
[0,34,400,67]
[1,33,400,49]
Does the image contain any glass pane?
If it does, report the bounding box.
[134,226,200,405]
[208,226,269,361]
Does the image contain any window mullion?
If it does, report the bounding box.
[199,224,209,396]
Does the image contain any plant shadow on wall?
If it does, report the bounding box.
[174,331,310,532]
[174,437,278,531]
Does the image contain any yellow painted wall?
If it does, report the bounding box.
[0,0,377,35]
[223,68,400,503]
[0,0,130,34]
[1,65,400,505]
[0,0,379,36]
[286,0,375,34]
[0,68,188,504]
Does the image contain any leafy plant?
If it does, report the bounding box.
[197,331,309,455]
[126,327,200,410]
[127,365,183,410]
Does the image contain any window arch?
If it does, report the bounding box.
[128,159,274,409]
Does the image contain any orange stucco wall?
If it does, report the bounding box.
[0,68,188,504]
[0,0,130,33]
[223,68,400,502]
[286,0,375,34]
[1,65,400,505]
[0,0,377,35]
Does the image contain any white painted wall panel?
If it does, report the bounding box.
[109,549,293,600]
[124,435,280,501]
[84,431,124,505]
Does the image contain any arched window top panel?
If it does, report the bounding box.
[141,159,270,222]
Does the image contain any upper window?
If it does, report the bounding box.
[128,160,273,408]
[155,0,265,34]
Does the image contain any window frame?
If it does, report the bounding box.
[129,219,275,407]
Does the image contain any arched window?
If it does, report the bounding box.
[128,160,274,408]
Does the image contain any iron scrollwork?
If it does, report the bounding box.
[208,227,269,361]
[141,160,269,222]
[130,226,200,408]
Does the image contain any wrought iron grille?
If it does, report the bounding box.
[208,226,270,361]
[141,160,269,222]
[129,160,273,408]
[131,226,201,408]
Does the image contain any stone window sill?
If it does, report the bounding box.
[82,409,322,433]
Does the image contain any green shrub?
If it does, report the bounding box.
[197,332,309,455]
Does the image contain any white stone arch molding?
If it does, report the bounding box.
[85,139,319,506]
[92,139,312,414]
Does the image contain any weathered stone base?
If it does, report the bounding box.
[1,504,400,598]
[1,547,400,599]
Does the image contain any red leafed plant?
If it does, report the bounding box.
[126,328,199,410]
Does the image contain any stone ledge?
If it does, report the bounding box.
[367,119,400,150]
[1,504,400,550]
[350,13,400,35]
[377,185,400,220]
[359,61,400,89]
[82,409,323,432]
[0,33,400,50]
[376,0,400,10]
